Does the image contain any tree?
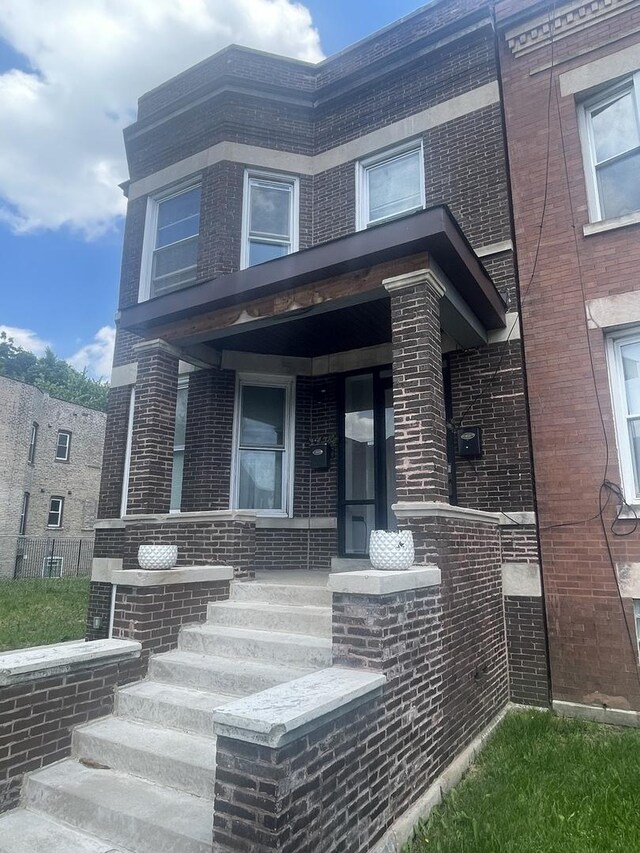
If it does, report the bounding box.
[0,332,109,412]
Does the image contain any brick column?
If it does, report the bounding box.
[126,340,179,515]
[384,267,448,503]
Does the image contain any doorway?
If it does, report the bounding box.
[338,367,396,556]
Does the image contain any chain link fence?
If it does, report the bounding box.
[0,536,94,580]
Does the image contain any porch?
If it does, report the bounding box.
[113,205,507,575]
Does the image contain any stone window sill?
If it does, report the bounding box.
[583,211,640,237]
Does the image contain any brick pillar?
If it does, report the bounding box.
[126,340,179,515]
[384,267,448,503]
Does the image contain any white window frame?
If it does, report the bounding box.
[138,178,202,302]
[170,376,189,513]
[634,600,640,659]
[230,373,295,517]
[607,328,640,504]
[356,139,426,231]
[47,496,64,529]
[240,171,299,270]
[19,492,29,536]
[120,388,135,517]
[42,556,64,578]
[55,430,71,461]
[28,422,38,464]
[578,73,640,223]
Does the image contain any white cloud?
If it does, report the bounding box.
[0,324,50,356]
[68,325,116,380]
[0,1,323,238]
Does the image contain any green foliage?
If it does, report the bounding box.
[0,331,108,411]
[0,577,90,652]
[404,710,640,853]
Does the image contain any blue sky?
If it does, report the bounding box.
[0,0,423,377]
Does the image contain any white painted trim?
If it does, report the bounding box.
[91,557,123,582]
[615,562,640,597]
[583,210,640,236]
[110,565,234,587]
[372,704,510,852]
[497,511,537,526]
[123,509,257,525]
[328,567,441,595]
[212,666,386,747]
[502,562,542,597]
[586,289,640,330]
[255,516,337,529]
[127,82,500,200]
[554,699,640,728]
[240,170,299,270]
[392,501,501,524]
[475,239,513,257]
[230,373,296,517]
[560,41,640,97]
[0,639,142,686]
[110,362,138,388]
[606,329,640,503]
[356,139,426,231]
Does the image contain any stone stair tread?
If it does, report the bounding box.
[74,716,217,771]
[229,581,332,607]
[118,680,234,713]
[214,600,330,613]
[24,759,212,853]
[185,622,332,648]
[0,809,135,853]
[151,649,314,678]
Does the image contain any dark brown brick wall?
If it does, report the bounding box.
[293,375,337,518]
[505,596,549,706]
[0,657,143,814]
[496,0,640,709]
[97,387,133,519]
[254,529,336,571]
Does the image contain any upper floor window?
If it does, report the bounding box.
[357,141,425,230]
[580,75,640,222]
[241,172,298,269]
[142,182,201,300]
[55,430,71,461]
[28,422,38,464]
[19,492,29,536]
[608,330,640,503]
[47,496,64,528]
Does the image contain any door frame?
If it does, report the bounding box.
[337,365,393,557]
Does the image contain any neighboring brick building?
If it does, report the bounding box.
[0,376,106,578]
[496,0,640,718]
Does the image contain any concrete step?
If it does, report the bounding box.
[231,580,331,607]
[72,717,217,798]
[179,623,332,669]
[23,759,212,853]
[207,600,331,637]
[116,680,233,737]
[0,809,135,853]
[148,649,312,696]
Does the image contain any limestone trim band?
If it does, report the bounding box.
[382,266,446,299]
[91,557,124,582]
[255,516,337,529]
[328,567,441,595]
[212,666,386,748]
[94,518,126,530]
[122,509,258,525]
[0,639,142,687]
[497,511,537,526]
[392,501,501,524]
[110,565,234,587]
[502,562,542,598]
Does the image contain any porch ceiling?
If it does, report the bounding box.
[119,206,507,351]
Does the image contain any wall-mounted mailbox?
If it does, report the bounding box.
[310,443,331,470]
[457,426,482,458]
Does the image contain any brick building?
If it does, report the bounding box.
[496,0,640,719]
[0,2,553,851]
[0,376,105,578]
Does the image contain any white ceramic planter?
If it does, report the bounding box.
[369,530,414,572]
[137,544,178,571]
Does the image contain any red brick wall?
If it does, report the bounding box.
[496,1,640,708]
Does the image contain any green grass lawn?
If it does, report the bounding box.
[405,710,640,853]
[0,577,90,652]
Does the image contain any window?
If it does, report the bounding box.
[142,182,201,300]
[580,75,640,222]
[231,377,294,514]
[241,172,298,269]
[28,422,38,464]
[47,496,64,528]
[55,430,71,461]
[121,388,135,517]
[635,600,640,659]
[170,377,189,512]
[18,492,29,536]
[357,141,425,230]
[43,556,63,578]
[608,331,640,502]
